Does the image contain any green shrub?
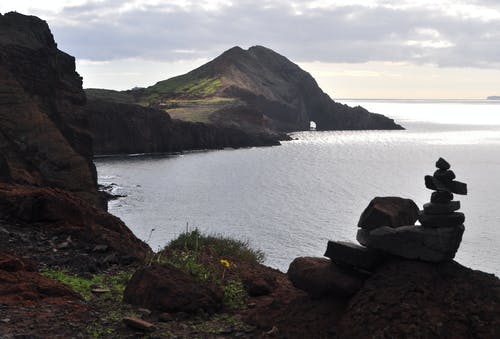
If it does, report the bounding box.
[166,229,264,264]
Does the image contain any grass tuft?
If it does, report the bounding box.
[166,229,264,264]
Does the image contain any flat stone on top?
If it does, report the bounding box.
[324,241,384,271]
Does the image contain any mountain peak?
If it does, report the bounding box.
[90,46,403,133]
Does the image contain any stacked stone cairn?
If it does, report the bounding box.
[287,157,467,299]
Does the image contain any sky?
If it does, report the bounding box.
[1,0,500,99]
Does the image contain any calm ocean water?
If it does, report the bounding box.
[95,99,500,275]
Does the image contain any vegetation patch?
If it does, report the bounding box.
[147,75,222,99]
[154,229,264,311]
[166,229,264,264]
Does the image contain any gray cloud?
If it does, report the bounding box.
[46,0,500,69]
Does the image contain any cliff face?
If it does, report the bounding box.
[0,12,151,263]
[0,12,99,206]
[84,99,281,156]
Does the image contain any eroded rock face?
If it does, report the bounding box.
[287,257,365,297]
[0,12,99,206]
[124,264,223,314]
[357,225,465,262]
[358,197,419,230]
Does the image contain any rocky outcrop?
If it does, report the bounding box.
[0,184,151,271]
[0,12,99,206]
[0,12,151,266]
[337,259,500,338]
[123,263,223,314]
[83,99,282,155]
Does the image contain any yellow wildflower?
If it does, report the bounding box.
[220,259,230,268]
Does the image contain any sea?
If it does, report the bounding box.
[95,99,500,276]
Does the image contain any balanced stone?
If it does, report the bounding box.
[356,224,465,262]
[436,157,451,170]
[431,191,454,203]
[433,169,456,183]
[324,241,384,271]
[358,197,419,230]
[418,211,465,228]
[423,201,460,215]
[425,176,467,195]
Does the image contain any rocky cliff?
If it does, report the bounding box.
[0,12,150,263]
[83,99,281,156]
[0,12,99,206]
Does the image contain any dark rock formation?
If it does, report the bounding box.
[287,257,365,297]
[0,12,100,206]
[357,196,419,230]
[357,224,465,262]
[83,99,282,155]
[337,259,500,338]
[124,263,223,314]
[0,12,151,265]
[324,240,384,271]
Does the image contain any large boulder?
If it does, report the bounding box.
[324,240,386,271]
[357,225,465,262]
[123,264,223,314]
[358,197,419,230]
[287,257,365,297]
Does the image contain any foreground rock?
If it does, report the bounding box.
[358,197,419,230]
[124,264,223,314]
[337,259,500,338]
[0,184,151,267]
[287,257,365,297]
[357,225,465,262]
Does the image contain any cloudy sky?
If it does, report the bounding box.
[2,0,500,98]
